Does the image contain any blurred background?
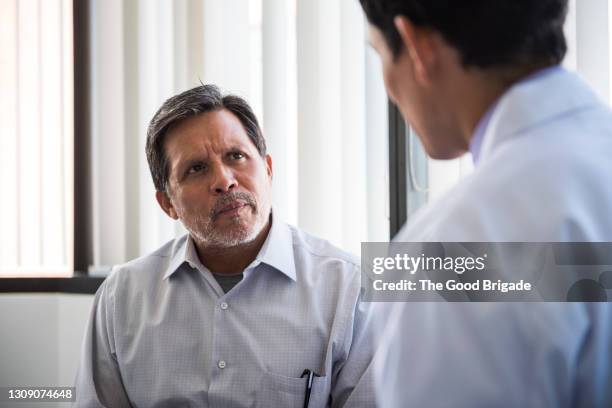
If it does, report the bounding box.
[1,0,611,404]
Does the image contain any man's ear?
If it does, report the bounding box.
[265,154,273,180]
[394,16,438,85]
[156,190,179,220]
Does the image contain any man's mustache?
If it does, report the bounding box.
[210,191,257,219]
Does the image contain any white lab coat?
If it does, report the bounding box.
[376,68,612,407]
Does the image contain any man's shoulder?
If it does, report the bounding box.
[396,114,612,242]
[286,224,359,269]
[283,223,363,311]
[105,235,188,288]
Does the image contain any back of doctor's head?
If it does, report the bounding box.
[359,0,568,69]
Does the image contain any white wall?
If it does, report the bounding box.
[0,293,93,407]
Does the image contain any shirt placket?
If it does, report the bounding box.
[207,292,233,407]
[203,263,260,407]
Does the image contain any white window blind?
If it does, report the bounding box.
[0,0,73,277]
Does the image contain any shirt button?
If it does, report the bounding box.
[220,302,228,310]
[218,360,226,369]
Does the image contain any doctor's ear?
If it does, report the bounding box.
[394,16,439,85]
[156,190,179,220]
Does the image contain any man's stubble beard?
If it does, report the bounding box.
[184,192,270,249]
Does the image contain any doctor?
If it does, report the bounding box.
[360,0,612,406]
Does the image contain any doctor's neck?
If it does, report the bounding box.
[454,61,558,147]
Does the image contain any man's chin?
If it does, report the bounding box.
[206,225,258,247]
[194,211,269,248]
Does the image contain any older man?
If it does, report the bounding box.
[74,85,375,407]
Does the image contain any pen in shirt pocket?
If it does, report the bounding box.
[301,368,321,408]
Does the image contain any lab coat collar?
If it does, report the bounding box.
[479,66,602,162]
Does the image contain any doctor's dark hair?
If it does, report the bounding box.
[146,84,266,192]
[359,0,568,68]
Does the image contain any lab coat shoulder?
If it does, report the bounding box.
[398,88,612,243]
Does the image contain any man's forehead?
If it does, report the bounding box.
[168,110,245,138]
[173,143,246,162]
[165,111,253,151]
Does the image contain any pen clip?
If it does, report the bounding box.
[301,369,321,377]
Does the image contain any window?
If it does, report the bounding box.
[3,0,391,276]
[0,0,73,277]
[388,103,429,237]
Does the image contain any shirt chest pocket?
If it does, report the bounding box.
[257,370,329,408]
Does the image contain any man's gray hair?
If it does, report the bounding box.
[146,84,266,192]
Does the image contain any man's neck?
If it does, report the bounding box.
[194,218,272,275]
[457,63,556,147]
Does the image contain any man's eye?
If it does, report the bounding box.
[230,152,245,160]
[187,164,205,174]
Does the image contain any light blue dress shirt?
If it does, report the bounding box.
[74,218,376,407]
[469,66,563,163]
[378,67,612,407]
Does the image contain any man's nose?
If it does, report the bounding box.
[210,165,237,194]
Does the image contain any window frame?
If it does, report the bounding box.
[74,0,93,275]
[388,103,429,238]
[0,0,101,293]
[388,102,408,237]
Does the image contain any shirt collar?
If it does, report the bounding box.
[469,65,563,165]
[162,235,191,280]
[253,215,297,281]
[469,100,498,164]
[162,214,297,281]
